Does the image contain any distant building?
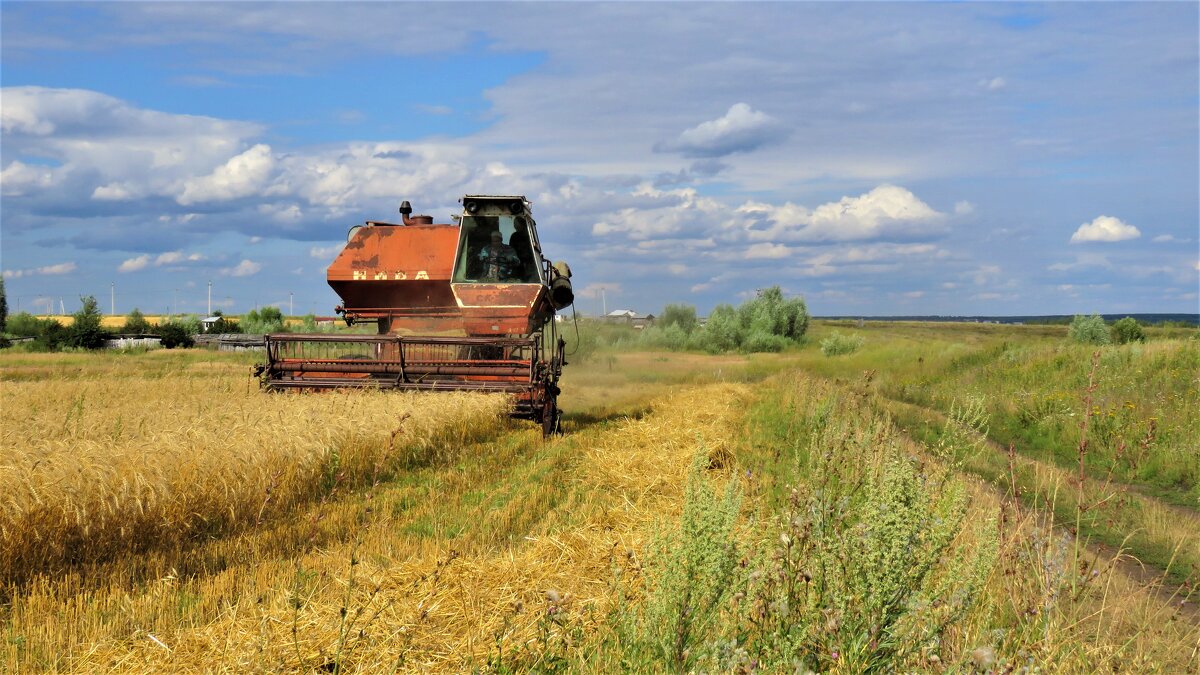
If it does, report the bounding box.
[104,335,162,350]
[605,309,656,329]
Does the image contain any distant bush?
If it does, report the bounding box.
[692,287,810,354]
[241,306,286,334]
[7,312,70,351]
[7,311,48,338]
[67,296,110,350]
[1068,314,1110,345]
[1111,316,1145,344]
[121,308,153,334]
[156,322,195,349]
[820,331,865,356]
[659,304,698,334]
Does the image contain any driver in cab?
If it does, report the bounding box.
[478,230,520,282]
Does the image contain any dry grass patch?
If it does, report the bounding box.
[0,365,509,584]
[3,376,750,672]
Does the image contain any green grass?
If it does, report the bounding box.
[791,321,1199,504]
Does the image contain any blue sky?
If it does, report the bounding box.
[2,2,1197,318]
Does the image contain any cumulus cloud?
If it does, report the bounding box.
[118,255,150,272]
[221,259,262,277]
[2,87,259,198]
[654,103,786,158]
[1070,215,1140,243]
[736,185,946,243]
[2,262,77,279]
[155,251,205,265]
[592,185,727,240]
[979,77,1007,91]
[118,250,203,272]
[1,160,55,197]
[177,144,276,205]
[744,242,792,259]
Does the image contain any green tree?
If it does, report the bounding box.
[700,304,744,353]
[1068,314,1110,345]
[68,296,109,349]
[659,304,698,334]
[242,306,286,333]
[1111,316,1146,344]
[156,322,195,349]
[6,311,45,337]
[0,277,8,334]
[122,308,152,334]
[739,286,810,340]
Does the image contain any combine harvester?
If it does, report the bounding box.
[257,195,574,435]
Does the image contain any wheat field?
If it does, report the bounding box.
[1,345,1197,672]
[0,352,509,586]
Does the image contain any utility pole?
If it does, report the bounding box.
[111,282,115,316]
[289,292,294,316]
[207,280,212,316]
[173,288,179,317]
[601,287,607,317]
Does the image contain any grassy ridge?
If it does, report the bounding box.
[792,321,1199,503]
[571,372,1196,672]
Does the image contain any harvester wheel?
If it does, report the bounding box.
[542,398,561,437]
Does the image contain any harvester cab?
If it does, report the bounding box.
[258,195,573,436]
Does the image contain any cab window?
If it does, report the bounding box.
[453,215,542,283]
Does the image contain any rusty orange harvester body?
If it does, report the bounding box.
[259,195,574,435]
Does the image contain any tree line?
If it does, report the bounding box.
[0,281,309,351]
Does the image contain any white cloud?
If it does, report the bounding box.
[1070,215,1140,243]
[979,77,1007,91]
[177,143,276,205]
[1,160,55,197]
[155,251,205,265]
[221,259,262,277]
[309,245,343,260]
[2,87,261,203]
[117,255,150,272]
[3,261,77,279]
[953,200,975,216]
[91,182,136,201]
[655,103,785,158]
[592,185,725,240]
[743,242,792,259]
[118,250,204,272]
[736,185,945,243]
[972,264,1001,285]
[1048,253,1112,272]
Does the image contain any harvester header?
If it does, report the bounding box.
[258,195,573,435]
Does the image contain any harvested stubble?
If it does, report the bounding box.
[0,368,509,584]
[3,382,749,672]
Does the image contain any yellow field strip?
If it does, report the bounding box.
[4,381,750,672]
